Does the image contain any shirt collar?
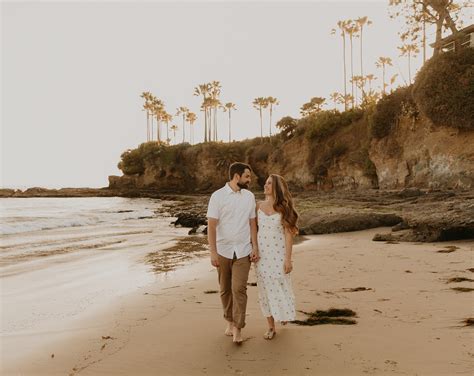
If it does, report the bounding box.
[225,182,241,194]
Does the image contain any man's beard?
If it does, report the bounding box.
[237,181,249,190]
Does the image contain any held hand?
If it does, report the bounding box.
[250,249,260,263]
[210,252,219,268]
[283,259,293,274]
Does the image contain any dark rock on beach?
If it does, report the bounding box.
[299,212,403,235]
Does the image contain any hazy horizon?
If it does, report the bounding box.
[2,1,468,189]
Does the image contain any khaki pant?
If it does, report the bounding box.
[217,254,251,329]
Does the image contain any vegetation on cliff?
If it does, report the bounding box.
[413,48,474,130]
[117,46,473,192]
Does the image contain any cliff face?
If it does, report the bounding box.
[109,115,473,193]
[370,115,474,189]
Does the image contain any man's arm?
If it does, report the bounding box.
[207,218,219,267]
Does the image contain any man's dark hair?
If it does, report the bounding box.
[229,162,252,180]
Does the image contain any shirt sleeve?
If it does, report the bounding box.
[206,193,219,219]
[249,196,256,219]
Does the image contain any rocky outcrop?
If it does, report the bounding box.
[109,114,473,193]
[369,115,474,190]
[299,212,403,235]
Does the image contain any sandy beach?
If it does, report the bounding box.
[2,227,473,375]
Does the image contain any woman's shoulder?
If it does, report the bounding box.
[256,200,265,209]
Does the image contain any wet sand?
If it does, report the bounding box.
[2,228,473,375]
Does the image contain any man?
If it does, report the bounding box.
[207,162,259,344]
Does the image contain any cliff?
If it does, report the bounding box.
[110,49,473,193]
[108,114,473,193]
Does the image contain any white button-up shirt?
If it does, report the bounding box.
[206,183,256,260]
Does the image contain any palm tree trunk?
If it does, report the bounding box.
[214,107,217,141]
[269,105,273,137]
[422,3,426,63]
[360,26,364,78]
[408,50,411,85]
[382,64,386,95]
[228,111,231,143]
[166,121,169,142]
[204,109,208,143]
[207,108,212,142]
[342,34,347,111]
[204,110,207,142]
[259,108,263,140]
[182,115,186,143]
[350,35,355,108]
[157,119,160,142]
[151,116,154,141]
[146,112,150,142]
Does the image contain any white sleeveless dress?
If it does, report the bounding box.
[255,209,295,322]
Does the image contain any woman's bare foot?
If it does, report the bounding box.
[224,322,233,336]
[232,326,243,344]
[263,327,276,340]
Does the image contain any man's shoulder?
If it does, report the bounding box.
[242,189,256,198]
[210,185,227,198]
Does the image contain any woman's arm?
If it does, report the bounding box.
[283,227,293,274]
[250,200,260,262]
[255,201,261,224]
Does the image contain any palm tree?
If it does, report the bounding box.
[389,74,398,93]
[266,97,279,137]
[143,100,153,141]
[161,112,173,143]
[331,20,349,110]
[170,124,178,145]
[152,98,164,142]
[365,74,377,94]
[375,57,393,95]
[221,102,237,142]
[176,107,189,143]
[356,16,372,78]
[344,20,359,109]
[351,75,367,104]
[329,92,341,110]
[210,81,222,142]
[186,111,197,144]
[211,98,221,141]
[300,97,325,117]
[252,97,269,141]
[194,83,211,142]
[338,94,353,110]
[140,92,153,141]
[398,43,419,85]
[201,97,214,142]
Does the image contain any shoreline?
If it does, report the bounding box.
[2,186,473,199]
[2,228,473,375]
[3,189,474,243]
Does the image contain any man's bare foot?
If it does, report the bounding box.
[232,326,243,344]
[224,322,233,336]
[281,321,288,326]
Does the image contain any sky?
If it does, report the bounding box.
[2,1,470,188]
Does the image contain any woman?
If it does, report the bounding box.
[255,174,299,340]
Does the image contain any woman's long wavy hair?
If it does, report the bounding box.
[270,174,299,236]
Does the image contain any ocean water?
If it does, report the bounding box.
[0,197,192,337]
[0,197,159,235]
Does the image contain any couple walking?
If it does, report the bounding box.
[207,162,299,344]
